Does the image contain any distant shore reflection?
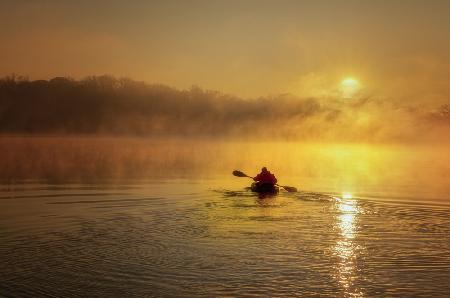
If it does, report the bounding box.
[334,197,363,297]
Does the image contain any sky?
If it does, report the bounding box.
[1,0,450,102]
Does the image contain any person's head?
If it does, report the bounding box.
[261,167,267,172]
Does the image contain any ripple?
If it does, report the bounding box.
[0,192,130,200]
[47,197,165,205]
[1,182,450,297]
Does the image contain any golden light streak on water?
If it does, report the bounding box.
[334,196,363,297]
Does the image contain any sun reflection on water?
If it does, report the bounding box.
[334,195,363,297]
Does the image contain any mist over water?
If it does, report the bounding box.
[1,136,449,203]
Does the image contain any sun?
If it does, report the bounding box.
[340,77,360,98]
[341,78,359,87]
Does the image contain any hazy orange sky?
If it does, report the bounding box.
[1,0,449,102]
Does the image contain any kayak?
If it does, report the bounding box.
[251,182,279,194]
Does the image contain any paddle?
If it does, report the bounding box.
[232,170,297,192]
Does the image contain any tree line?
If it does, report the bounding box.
[0,75,327,137]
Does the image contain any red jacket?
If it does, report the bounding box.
[254,170,277,184]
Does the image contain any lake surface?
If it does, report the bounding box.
[1,138,450,297]
[1,178,450,297]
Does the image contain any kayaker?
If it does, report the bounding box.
[253,167,277,186]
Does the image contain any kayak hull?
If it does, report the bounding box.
[251,183,279,194]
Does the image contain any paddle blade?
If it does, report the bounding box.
[232,170,249,177]
[281,185,297,192]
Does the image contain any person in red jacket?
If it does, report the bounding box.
[253,167,277,186]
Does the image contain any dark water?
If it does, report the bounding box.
[1,179,450,297]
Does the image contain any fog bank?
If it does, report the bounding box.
[1,75,449,142]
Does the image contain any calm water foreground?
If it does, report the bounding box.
[1,177,450,297]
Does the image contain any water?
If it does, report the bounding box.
[1,179,450,297]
